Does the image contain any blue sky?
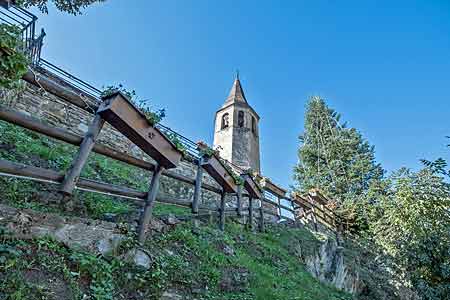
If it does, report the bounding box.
[31,0,449,188]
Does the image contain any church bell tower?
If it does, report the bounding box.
[213,74,261,173]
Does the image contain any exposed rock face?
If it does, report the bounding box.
[0,204,124,255]
[305,237,362,295]
[303,236,420,300]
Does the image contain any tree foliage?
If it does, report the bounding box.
[17,0,106,15]
[421,137,450,178]
[293,96,385,207]
[371,169,450,300]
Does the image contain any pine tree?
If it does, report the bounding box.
[293,96,385,207]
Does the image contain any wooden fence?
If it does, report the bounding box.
[0,67,342,242]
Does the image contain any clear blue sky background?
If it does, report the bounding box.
[31,0,449,188]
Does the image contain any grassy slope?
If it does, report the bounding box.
[0,120,191,219]
[0,222,351,300]
[0,120,351,299]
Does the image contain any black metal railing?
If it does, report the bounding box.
[0,0,45,65]
[0,2,246,175]
[0,2,44,64]
[37,58,102,99]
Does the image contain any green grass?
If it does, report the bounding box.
[153,202,191,216]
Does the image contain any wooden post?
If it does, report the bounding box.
[192,158,204,213]
[311,206,318,231]
[258,201,265,232]
[60,114,105,195]
[277,196,282,221]
[138,164,164,243]
[236,185,242,216]
[248,197,253,230]
[219,191,226,231]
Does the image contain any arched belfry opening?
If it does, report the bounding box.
[213,74,261,173]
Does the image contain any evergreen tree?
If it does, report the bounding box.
[293,96,385,207]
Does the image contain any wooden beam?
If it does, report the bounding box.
[201,155,237,193]
[218,192,226,231]
[97,93,182,169]
[248,197,253,230]
[191,158,204,213]
[138,164,164,243]
[0,159,196,208]
[22,69,99,113]
[236,185,242,216]
[60,114,105,195]
[258,204,265,232]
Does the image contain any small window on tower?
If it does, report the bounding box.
[221,113,229,129]
[252,116,256,133]
[238,111,245,128]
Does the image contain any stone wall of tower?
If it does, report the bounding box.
[213,106,234,163]
[213,78,261,174]
[231,106,260,173]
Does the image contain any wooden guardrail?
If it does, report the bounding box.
[0,66,340,240]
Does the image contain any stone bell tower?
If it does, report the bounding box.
[213,74,261,173]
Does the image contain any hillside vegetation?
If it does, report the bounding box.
[0,120,356,299]
[0,218,352,300]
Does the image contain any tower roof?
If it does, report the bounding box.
[225,76,247,104]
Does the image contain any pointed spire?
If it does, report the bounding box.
[225,72,247,104]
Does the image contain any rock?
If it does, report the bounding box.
[163,214,180,225]
[123,248,152,269]
[150,218,167,233]
[305,238,361,295]
[96,234,125,256]
[218,242,235,256]
[219,267,250,292]
[160,289,184,300]
[192,219,201,228]
[102,213,118,222]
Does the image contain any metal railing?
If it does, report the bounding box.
[0,2,45,64]
[37,58,102,99]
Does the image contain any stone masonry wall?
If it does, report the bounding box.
[0,79,227,209]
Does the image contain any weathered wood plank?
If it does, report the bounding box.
[98,93,182,169]
[201,155,237,193]
[60,114,105,195]
[138,164,164,243]
[248,197,254,230]
[191,158,204,213]
[242,174,262,199]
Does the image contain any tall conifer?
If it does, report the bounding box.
[294,96,385,207]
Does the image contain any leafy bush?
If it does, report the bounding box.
[370,169,450,300]
[0,24,29,89]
